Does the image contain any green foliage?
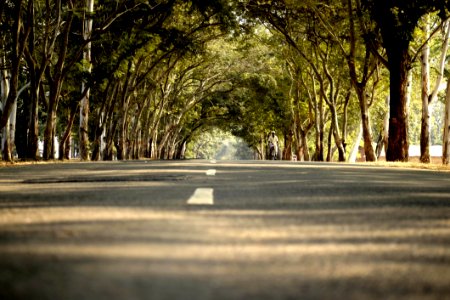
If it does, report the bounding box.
[3,0,450,161]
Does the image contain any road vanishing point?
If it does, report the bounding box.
[1,160,449,300]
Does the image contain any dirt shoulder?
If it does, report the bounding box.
[2,158,450,172]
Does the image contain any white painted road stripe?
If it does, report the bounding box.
[206,169,216,176]
[187,188,214,205]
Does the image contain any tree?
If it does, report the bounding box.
[362,0,450,161]
[41,0,76,160]
[443,75,450,164]
[79,0,94,160]
[419,15,450,163]
[0,0,30,161]
[86,0,235,160]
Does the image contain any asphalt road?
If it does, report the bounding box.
[1,160,450,300]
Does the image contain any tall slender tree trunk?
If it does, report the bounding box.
[150,132,158,160]
[43,108,57,160]
[92,81,118,160]
[313,94,324,161]
[59,105,77,160]
[284,129,293,161]
[0,1,23,132]
[329,105,345,162]
[420,16,431,163]
[25,0,39,160]
[376,96,390,158]
[346,0,376,162]
[1,1,30,160]
[1,50,11,161]
[421,18,450,163]
[326,123,333,162]
[443,80,450,164]
[43,0,71,160]
[27,81,39,159]
[43,83,62,160]
[79,0,94,160]
[1,114,11,161]
[355,88,376,161]
[349,122,362,163]
[300,130,310,161]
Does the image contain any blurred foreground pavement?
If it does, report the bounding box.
[1,160,449,300]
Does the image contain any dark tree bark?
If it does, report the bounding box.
[59,105,77,160]
[385,42,411,162]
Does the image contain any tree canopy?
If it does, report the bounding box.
[1,0,450,163]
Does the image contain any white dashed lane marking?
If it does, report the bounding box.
[206,169,216,176]
[187,188,214,205]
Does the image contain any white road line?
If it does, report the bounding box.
[210,159,217,164]
[187,188,214,205]
[206,169,216,176]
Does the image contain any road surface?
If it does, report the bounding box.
[1,160,450,300]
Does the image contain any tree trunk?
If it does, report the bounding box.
[443,77,450,164]
[376,96,390,158]
[386,45,410,162]
[79,0,94,161]
[420,16,431,163]
[24,1,39,160]
[1,1,29,160]
[421,18,450,163]
[176,140,187,159]
[326,123,333,162]
[258,134,264,160]
[329,105,346,162]
[346,0,376,162]
[157,125,173,158]
[1,121,10,161]
[117,97,131,160]
[300,130,310,161]
[1,51,11,161]
[313,95,324,161]
[356,88,376,161]
[27,82,39,159]
[349,122,362,163]
[43,0,72,161]
[92,82,118,160]
[1,99,17,161]
[1,119,11,161]
[2,83,28,161]
[43,80,63,160]
[294,114,311,162]
[59,106,77,160]
[103,113,119,160]
[283,129,293,161]
[64,135,72,159]
[43,106,57,160]
[0,0,25,132]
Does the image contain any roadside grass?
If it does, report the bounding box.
[364,157,450,172]
[0,159,74,168]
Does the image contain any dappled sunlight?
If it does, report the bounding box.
[1,204,449,299]
[1,205,449,263]
[0,207,187,226]
[1,161,450,299]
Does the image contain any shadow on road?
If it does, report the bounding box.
[1,161,450,300]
